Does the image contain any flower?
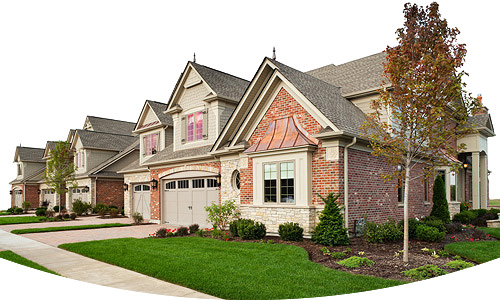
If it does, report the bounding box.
[226,238,229,241]
[450,236,455,239]
[470,238,473,241]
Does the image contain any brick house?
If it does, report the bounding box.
[119,53,494,234]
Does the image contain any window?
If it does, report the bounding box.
[184,110,205,142]
[142,184,150,191]
[165,181,176,190]
[134,185,142,192]
[424,180,429,203]
[232,170,240,191]
[398,178,404,203]
[264,162,294,204]
[192,179,205,189]
[17,164,22,176]
[178,180,189,189]
[207,178,218,188]
[143,133,159,156]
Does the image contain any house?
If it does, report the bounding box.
[9,146,46,208]
[121,53,494,234]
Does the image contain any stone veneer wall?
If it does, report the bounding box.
[220,158,241,204]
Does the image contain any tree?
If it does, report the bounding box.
[361,2,480,262]
[42,141,76,215]
[430,175,450,223]
[311,193,349,246]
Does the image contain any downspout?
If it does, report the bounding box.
[344,137,357,230]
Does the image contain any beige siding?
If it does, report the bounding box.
[85,149,117,172]
[101,150,139,172]
[141,106,159,127]
[165,127,173,147]
[351,94,390,124]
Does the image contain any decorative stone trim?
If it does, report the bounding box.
[158,165,219,179]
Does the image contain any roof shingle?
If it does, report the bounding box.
[76,130,138,152]
[86,116,136,136]
[191,63,250,101]
[15,147,45,163]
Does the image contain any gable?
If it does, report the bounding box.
[136,104,161,131]
[177,68,212,110]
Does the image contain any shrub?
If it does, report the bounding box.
[229,219,242,237]
[72,200,92,216]
[14,207,24,215]
[205,200,239,231]
[45,209,55,218]
[452,210,478,224]
[430,176,450,224]
[444,222,463,234]
[460,201,471,212]
[278,222,304,241]
[22,201,31,212]
[416,225,445,242]
[421,217,446,233]
[237,220,266,240]
[402,265,448,280]
[211,229,226,239]
[69,212,77,220]
[55,214,63,220]
[189,224,199,234]
[337,256,375,268]
[312,193,349,246]
[177,226,189,236]
[63,213,70,219]
[438,250,450,257]
[6,207,16,214]
[155,228,167,238]
[196,229,205,237]
[93,203,109,214]
[364,219,402,243]
[132,212,143,224]
[330,251,347,259]
[53,206,65,213]
[443,260,473,270]
[109,205,118,210]
[233,218,253,237]
[109,208,119,218]
[35,207,47,217]
[407,218,421,239]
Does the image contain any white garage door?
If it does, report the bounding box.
[133,184,151,220]
[163,177,219,228]
[13,190,23,207]
[42,189,55,207]
[72,187,89,204]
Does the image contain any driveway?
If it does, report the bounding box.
[0,216,174,246]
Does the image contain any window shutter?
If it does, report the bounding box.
[202,109,208,139]
[181,116,186,144]
[142,136,147,156]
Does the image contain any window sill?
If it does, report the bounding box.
[424,202,431,206]
[398,203,404,207]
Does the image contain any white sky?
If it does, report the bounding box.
[1,0,499,210]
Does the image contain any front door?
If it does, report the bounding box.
[133,184,151,219]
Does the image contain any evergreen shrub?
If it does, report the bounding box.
[312,193,349,246]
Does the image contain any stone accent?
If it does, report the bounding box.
[448,202,461,217]
[220,158,240,204]
[240,205,322,235]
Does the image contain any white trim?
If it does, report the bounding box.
[133,102,162,134]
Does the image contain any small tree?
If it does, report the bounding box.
[205,200,239,231]
[312,193,349,246]
[430,175,450,223]
[361,2,480,262]
[42,141,76,215]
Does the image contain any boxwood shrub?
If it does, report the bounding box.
[416,224,445,242]
[237,219,266,240]
[278,222,304,241]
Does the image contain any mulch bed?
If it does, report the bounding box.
[220,228,498,282]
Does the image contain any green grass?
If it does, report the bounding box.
[478,227,500,239]
[0,212,10,216]
[0,216,47,225]
[0,250,59,275]
[11,223,131,234]
[60,237,403,300]
[445,241,500,263]
[489,199,500,206]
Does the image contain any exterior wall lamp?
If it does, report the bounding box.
[123,183,129,191]
[37,189,41,194]
[9,190,12,195]
[397,164,404,172]
[150,179,158,191]
[216,174,221,186]
[463,162,469,169]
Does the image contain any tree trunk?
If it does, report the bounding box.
[403,156,411,263]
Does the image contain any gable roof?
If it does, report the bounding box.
[42,141,57,159]
[467,113,495,137]
[143,144,213,166]
[270,59,368,136]
[14,146,45,163]
[191,62,250,101]
[85,116,136,136]
[306,52,387,96]
[85,138,140,178]
[74,130,138,152]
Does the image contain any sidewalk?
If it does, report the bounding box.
[0,230,218,299]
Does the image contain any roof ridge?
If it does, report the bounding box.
[77,129,136,138]
[191,62,250,83]
[334,51,385,67]
[146,100,168,106]
[86,115,135,124]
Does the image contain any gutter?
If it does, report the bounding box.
[344,137,356,230]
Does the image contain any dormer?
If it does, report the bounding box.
[133,100,173,164]
[165,61,249,152]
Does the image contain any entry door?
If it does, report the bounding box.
[133,184,151,219]
[14,190,22,207]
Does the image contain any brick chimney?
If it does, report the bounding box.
[474,94,489,115]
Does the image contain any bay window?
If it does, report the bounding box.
[264,161,294,203]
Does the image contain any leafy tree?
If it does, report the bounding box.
[361,2,480,262]
[430,175,450,223]
[42,141,76,215]
[312,193,349,246]
[205,200,240,231]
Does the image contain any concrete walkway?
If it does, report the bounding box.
[0,230,218,299]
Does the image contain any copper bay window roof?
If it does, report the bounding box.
[244,115,319,153]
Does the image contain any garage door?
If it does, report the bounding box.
[163,177,219,228]
[72,187,89,204]
[13,190,23,207]
[133,184,151,220]
[42,189,55,207]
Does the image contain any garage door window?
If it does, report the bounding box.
[192,179,205,189]
[178,180,189,189]
[207,179,218,188]
[165,181,176,190]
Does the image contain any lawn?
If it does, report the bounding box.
[489,199,500,206]
[0,211,10,216]
[60,237,403,300]
[445,241,500,263]
[478,227,500,239]
[0,216,47,225]
[0,250,59,275]
[11,223,131,234]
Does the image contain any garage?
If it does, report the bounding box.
[162,172,219,228]
[133,183,151,220]
[42,189,55,207]
[13,189,23,207]
[72,187,89,204]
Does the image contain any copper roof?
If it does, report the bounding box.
[244,116,319,153]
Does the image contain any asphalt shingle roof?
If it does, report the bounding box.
[270,59,368,136]
[467,113,494,133]
[86,116,136,136]
[144,144,213,165]
[15,147,45,163]
[191,62,250,101]
[76,130,138,152]
[306,52,386,95]
[146,100,173,126]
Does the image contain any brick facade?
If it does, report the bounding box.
[95,179,124,208]
[149,161,221,221]
[24,184,40,209]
